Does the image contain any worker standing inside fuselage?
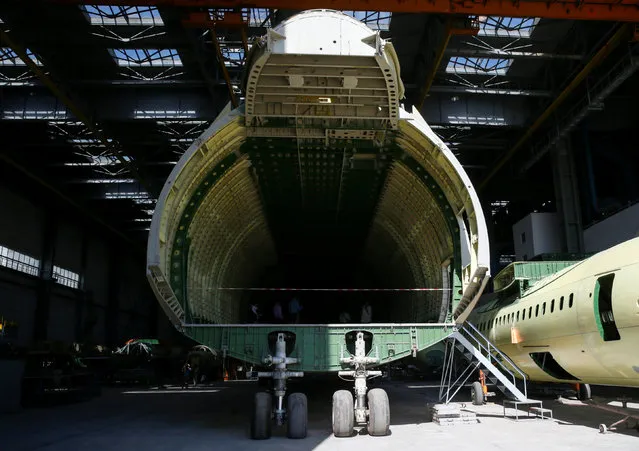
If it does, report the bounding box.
[289,297,302,323]
[361,301,372,323]
[273,301,284,323]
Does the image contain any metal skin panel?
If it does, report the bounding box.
[146,10,490,371]
[469,237,639,386]
[186,323,454,372]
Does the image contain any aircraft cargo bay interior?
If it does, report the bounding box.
[1,2,639,449]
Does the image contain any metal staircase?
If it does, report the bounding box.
[439,322,533,404]
[147,265,185,326]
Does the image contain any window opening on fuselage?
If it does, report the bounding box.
[551,299,554,313]
[560,296,564,310]
[516,311,519,321]
[542,302,546,315]
[535,305,539,317]
[528,306,532,318]
[594,274,620,342]
[569,293,574,308]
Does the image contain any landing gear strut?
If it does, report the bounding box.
[249,333,306,440]
[333,332,390,437]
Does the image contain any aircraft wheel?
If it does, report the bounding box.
[250,392,272,440]
[599,424,608,434]
[287,393,308,439]
[367,388,390,436]
[332,390,354,437]
[471,381,484,405]
[578,383,591,401]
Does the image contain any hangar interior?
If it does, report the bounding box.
[1,1,638,371]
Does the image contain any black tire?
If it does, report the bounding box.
[471,381,484,405]
[287,392,308,439]
[332,390,354,437]
[250,392,272,440]
[578,383,591,401]
[367,388,390,436]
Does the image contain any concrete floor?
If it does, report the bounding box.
[1,380,638,451]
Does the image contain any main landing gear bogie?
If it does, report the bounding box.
[248,333,307,440]
[248,331,391,440]
[332,331,391,437]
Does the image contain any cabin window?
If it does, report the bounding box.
[569,293,574,308]
[522,309,526,320]
[528,306,532,319]
[542,302,546,315]
[594,274,620,342]
[516,311,520,321]
[535,305,539,317]
[551,299,555,313]
[560,296,564,310]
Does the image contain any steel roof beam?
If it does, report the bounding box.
[430,85,553,97]
[48,0,639,22]
[444,48,583,61]
[521,52,639,173]
[478,23,635,191]
[0,28,153,194]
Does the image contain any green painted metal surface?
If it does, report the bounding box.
[186,324,455,372]
[168,129,466,367]
[170,152,239,305]
[493,261,581,292]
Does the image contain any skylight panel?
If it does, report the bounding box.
[82,5,164,26]
[342,11,391,31]
[134,109,196,119]
[0,48,43,66]
[84,178,136,184]
[105,191,150,200]
[64,155,131,167]
[478,16,540,38]
[249,8,271,27]
[446,56,513,75]
[104,191,156,205]
[110,48,182,67]
[3,109,67,120]
[446,114,507,126]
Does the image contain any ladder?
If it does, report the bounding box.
[147,265,185,326]
[439,322,532,404]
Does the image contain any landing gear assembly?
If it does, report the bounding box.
[248,333,306,440]
[332,332,390,437]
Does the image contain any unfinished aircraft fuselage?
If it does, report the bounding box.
[146,9,490,372]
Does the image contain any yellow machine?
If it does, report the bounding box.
[469,237,639,393]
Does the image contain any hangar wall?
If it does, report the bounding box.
[583,202,639,253]
[0,186,156,347]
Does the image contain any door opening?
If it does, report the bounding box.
[594,274,620,342]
